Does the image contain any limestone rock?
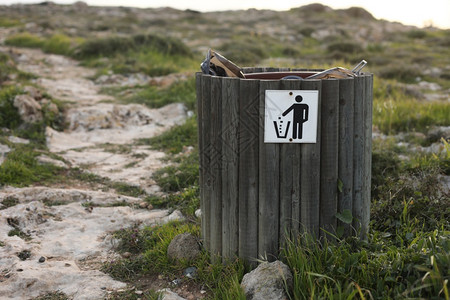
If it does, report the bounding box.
[158,288,187,300]
[241,260,293,300]
[36,154,68,168]
[7,136,29,144]
[427,126,450,141]
[23,86,43,100]
[0,144,11,165]
[167,233,200,261]
[13,94,43,123]
[164,210,185,223]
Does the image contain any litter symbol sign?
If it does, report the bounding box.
[264,90,319,143]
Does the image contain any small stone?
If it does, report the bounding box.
[158,274,164,280]
[13,94,43,123]
[7,136,29,144]
[135,290,143,295]
[171,279,182,286]
[194,209,201,218]
[122,252,132,259]
[139,202,148,209]
[183,267,197,279]
[23,86,42,100]
[241,260,293,300]
[38,256,45,263]
[167,233,200,262]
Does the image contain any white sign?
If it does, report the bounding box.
[264,90,319,143]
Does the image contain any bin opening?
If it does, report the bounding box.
[201,48,367,80]
[244,71,318,80]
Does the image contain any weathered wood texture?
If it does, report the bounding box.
[300,79,321,238]
[238,79,260,264]
[319,79,339,240]
[258,80,280,261]
[209,76,222,261]
[362,75,373,239]
[338,78,355,235]
[196,71,372,263]
[352,76,364,233]
[200,75,211,251]
[221,77,240,260]
[279,80,302,243]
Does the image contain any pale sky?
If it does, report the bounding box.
[1,0,449,29]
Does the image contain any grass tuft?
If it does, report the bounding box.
[138,117,197,154]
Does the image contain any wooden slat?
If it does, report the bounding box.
[196,73,205,246]
[238,79,260,265]
[353,76,365,233]
[200,75,211,250]
[221,77,240,260]
[279,79,302,242]
[319,79,339,240]
[300,79,321,238]
[338,78,354,236]
[210,76,222,260]
[258,80,280,261]
[362,74,373,239]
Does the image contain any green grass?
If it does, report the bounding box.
[0,17,22,27]
[118,76,197,110]
[373,78,450,134]
[137,116,197,154]
[62,168,147,198]
[5,32,82,56]
[282,230,449,299]
[146,186,199,218]
[102,220,247,299]
[8,228,31,241]
[5,32,44,48]
[0,86,23,129]
[0,196,19,209]
[41,34,78,55]
[33,291,69,300]
[152,151,199,193]
[74,33,198,76]
[74,34,191,59]
[0,145,62,187]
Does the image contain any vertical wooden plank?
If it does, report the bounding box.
[238,79,260,265]
[210,76,222,261]
[338,78,354,236]
[300,79,321,238]
[353,76,365,233]
[362,74,373,239]
[196,73,205,247]
[259,80,281,261]
[320,79,339,240]
[221,77,240,260]
[279,79,302,243]
[201,75,211,251]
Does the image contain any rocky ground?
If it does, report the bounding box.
[0,45,189,299]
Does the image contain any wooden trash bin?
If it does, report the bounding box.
[196,68,373,263]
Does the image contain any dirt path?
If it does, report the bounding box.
[0,47,188,299]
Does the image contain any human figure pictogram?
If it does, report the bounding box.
[282,95,309,139]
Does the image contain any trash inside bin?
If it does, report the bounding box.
[200,49,367,80]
